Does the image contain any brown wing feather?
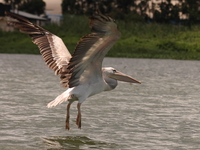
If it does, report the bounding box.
[60,11,121,88]
[6,11,71,77]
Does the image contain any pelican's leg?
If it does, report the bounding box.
[66,102,71,130]
[76,103,82,129]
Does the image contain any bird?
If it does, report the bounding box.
[6,11,141,130]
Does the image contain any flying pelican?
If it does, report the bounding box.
[6,11,141,130]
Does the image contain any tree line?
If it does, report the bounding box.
[4,0,45,16]
[4,0,200,25]
[61,0,200,24]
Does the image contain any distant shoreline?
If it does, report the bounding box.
[1,15,200,60]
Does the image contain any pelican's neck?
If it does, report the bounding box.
[103,74,118,91]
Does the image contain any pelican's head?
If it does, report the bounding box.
[102,67,141,90]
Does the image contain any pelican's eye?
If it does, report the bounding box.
[113,69,117,73]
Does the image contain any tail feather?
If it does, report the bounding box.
[47,88,74,108]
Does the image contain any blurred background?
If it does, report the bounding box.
[0,0,200,60]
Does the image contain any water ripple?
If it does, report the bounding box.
[0,54,200,149]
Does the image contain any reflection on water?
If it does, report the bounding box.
[0,54,200,150]
[43,136,117,150]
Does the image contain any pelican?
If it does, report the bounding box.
[6,11,141,130]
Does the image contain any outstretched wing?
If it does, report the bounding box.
[6,11,71,75]
[60,11,121,88]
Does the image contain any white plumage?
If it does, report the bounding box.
[6,10,141,130]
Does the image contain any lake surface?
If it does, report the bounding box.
[0,54,200,150]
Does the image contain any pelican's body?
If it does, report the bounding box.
[6,11,141,129]
[48,67,119,107]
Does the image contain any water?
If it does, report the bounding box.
[0,54,200,150]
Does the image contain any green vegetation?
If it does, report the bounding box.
[1,15,200,60]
